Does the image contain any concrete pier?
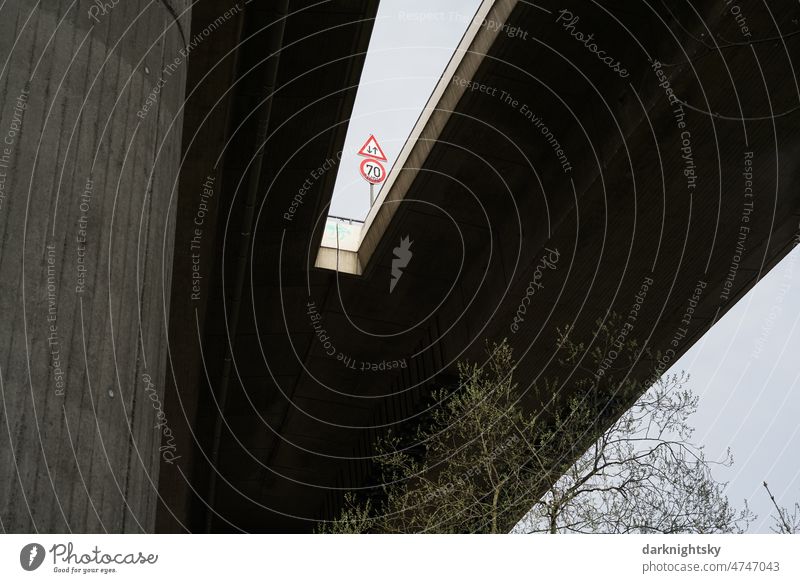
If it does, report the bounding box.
[0,1,189,532]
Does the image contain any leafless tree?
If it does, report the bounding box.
[325,317,754,534]
[763,482,799,534]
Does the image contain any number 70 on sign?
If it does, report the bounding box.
[359,158,386,184]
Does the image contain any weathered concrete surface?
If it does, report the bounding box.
[0,1,189,532]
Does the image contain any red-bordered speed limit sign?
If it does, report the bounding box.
[360,158,386,184]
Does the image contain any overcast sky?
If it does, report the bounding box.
[328,0,480,220]
[332,0,800,533]
[677,245,800,532]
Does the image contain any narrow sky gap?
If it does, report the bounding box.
[329,0,483,220]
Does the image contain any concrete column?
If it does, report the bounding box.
[0,0,189,532]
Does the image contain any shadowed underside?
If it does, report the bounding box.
[157,0,800,533]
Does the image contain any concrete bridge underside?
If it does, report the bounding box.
[156,0,800,533]
[1,0,797,534]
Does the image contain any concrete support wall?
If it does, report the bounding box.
[0,1,189,532]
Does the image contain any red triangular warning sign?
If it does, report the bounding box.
[357,134,387,161]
